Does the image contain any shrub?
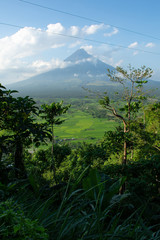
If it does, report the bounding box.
[0,200,48,240]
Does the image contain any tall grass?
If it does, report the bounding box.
[2,169,159,240]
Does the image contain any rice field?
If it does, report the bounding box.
[54,110,118,142]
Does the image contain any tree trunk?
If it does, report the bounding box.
[14,141,27,179]
[51,125,57,184]
[120,122,128,194]
[131,149,133,160]
[123,140,127,165]
[123,121,127,165]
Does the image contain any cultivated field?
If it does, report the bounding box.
[54,109,118,143]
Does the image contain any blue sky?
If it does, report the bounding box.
[0,0,160,84]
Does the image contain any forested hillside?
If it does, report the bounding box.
[0,66,160,239]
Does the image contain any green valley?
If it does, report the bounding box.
[1,65,160,240]
[54,109,118,142]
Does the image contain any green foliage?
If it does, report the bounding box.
[40,101,71,126]
[56,142,108,182]
[1,171,158,240]
[0,85,50,179]
[8,96,49,147]
[0,156,160,240]
[104,156,160,201]
[53,144,71,168]
[101,127,124,156]
[99,96,110,107]
[27,144,71,175]
[0,84,17,130]
[82,169,103,199]
[77,143,107,164]
[0,200,48,239]
[40,101,71,183]
[144,102,160,152]
[82,168,126,205]
[99,65,154,165]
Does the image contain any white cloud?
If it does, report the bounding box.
[1,58,71,84]
[82,23,105,35]
[145,42,155,48]
[0,23,108,73]
[81,44,120,63]
[75,58,94,65]
[79,44,122,68]
[104,27,119,37]
[128,41,138,48]
[51,43,65,48]
[0,26,68,72]
[80,45,93,54]
[31,60,51,70]
[0,23,120,84]
[69,41,82,48]
[31,58,69,71]
[69,26,79,36]
[46,23,64,34]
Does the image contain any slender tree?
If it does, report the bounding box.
[99,65,153,165]
[40,101,70,184]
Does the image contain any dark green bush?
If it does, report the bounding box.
[0,200,48,240]
[26,144,71,174]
